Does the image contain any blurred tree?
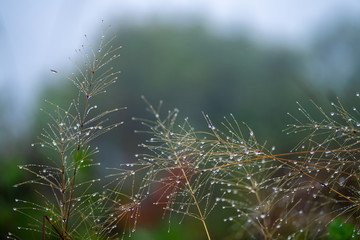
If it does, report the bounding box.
[307,19,360,95]
[107,23,322,151]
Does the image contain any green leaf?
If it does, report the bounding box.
[328,218,354,240]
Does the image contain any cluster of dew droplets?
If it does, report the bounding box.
[12,27,131,240]
[280,93,360,237]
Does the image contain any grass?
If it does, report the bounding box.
[10,29,360,240]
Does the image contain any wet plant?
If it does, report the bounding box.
[10,29,126,239]
[9,31,360,240]
[109,96,360,239]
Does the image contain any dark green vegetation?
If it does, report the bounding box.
[329,218,356,240]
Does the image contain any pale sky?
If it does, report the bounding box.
[1,0,360,139]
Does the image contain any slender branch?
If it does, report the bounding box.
[180,166,212,240]
[64,143,81,233]
[60,125,66,230]
[44,215,65,240]
[64,66,94,235]
[168,138,211,240]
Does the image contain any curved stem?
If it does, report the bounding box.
[166,135,211,240]
[179,165,211,240]
[44,215,65,240]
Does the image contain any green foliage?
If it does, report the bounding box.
[328,218,355,240]
[107,24,321,150]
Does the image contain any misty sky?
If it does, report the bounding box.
[1,0,360,139]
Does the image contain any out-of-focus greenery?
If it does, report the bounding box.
[328,218,355,240]
[2,19,360,239]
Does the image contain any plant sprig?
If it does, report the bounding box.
[11,27,125,240]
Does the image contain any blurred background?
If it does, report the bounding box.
[1,0,360,239]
